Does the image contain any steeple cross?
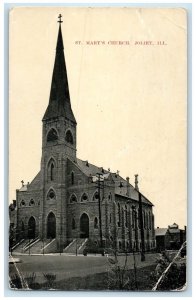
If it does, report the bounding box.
[58,14,63,23]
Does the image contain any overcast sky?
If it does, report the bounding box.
[9,7,187,228]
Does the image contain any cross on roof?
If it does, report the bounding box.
[58,14,63,23]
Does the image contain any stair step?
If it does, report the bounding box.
[64,238,88,254]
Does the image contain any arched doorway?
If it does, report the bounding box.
[47,212,56,239]
[80,213,89,238]
[28,217,36,239]
[21,221,25,239]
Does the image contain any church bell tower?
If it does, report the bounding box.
[39,15,77,249]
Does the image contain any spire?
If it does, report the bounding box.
[43,15,76,123]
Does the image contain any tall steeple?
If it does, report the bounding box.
[43,15,76,123]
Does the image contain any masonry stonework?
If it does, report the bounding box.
[14,20,156,253]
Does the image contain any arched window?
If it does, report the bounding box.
[47,212,56,239]
[149,212,151,229]
[129,208,132,227]
[71,172,74,185]
[135,210,138,228]
[117,203,121,227]
[28,216,36,239]
[142,211,145,229]
[47,128,58,142]
[109,213,112,224]
[81,193,88,202]
[93,191,99,201]
[152,214,154,232]
[47,189,56,200]
[121,208,124,226]
[65,130,73,144]
[72,218,76,229]
[132,209,135,228]
[29,199,35,206]
[70,194,77,203]
[94,217,98,229]
[47,158,56,182]
[51,163,54,181]
[146,212,149,229]
[108,193,112,200]
[21,221,25,233]
[125,205,128,227]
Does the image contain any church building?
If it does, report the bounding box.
[13,16,156,254]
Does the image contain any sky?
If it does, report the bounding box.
[9,7,187,229]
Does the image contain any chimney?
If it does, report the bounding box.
[126,177,130,197]
[134,174,139,191]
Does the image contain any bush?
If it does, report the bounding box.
[153,252,186,290]
[43,272,56,289]
[24,272,36,288]
[9,274,22,289]
[83,247,104,256]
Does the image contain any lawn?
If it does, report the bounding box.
[9,252,186,291]
[52,264,157,291]
[10,264,157,291]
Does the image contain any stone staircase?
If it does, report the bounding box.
[42,239,57,254]
[27,239,57,254]
[64,238,88,254]
[26,239,43,254]
[12,238,57,254]
[11,239,26,253]
[23,237,40,253]
[12,239,36,253]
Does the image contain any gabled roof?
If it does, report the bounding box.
[76,158,153,206]
[19,172,41,192]
[77,158,107,177]
[168,228,180,234]
[19,185,28,192]
[168,223,179,229]
[155,228,168,236]
[28,171,41,190]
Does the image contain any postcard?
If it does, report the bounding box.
[9,7,187,291]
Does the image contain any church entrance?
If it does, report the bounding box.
[80,213,89,238]
[28,217,36,239]
[47,212,56,239]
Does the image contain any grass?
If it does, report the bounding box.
[40,264,157,291]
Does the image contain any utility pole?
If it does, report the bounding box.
[28,229,31,256]
[42,238,44,255]
[97,173,103,248]
[138,192,145,261]
[75,238,77,256]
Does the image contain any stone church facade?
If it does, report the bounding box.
[14,18,156,253]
